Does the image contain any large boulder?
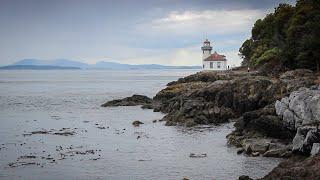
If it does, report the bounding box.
[311,143,320,156]
[232,105,295,140]
[101,94,153,107]
[275,86,320,154]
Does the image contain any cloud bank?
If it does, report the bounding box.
[0,0,291,66]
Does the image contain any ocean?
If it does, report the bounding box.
[0,70,281,179]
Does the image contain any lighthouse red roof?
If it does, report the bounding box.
[204,51,226,61]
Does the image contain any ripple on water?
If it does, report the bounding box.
[0,70,282,179]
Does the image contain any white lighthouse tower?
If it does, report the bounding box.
[201,39,227,71]
[201,39,212,61]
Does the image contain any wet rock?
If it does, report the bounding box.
[237,148,244,154]
[189,153,207,158]
[266,143,292,157]
[132,121,144,127]
[8,162,37,168]
[241,139,270,154]
[90,157,101,161]
[73,150,95,155]
[141,104,154,109]
[31,130,49,135]
[19,155,37,159]
[53,131,75,136]
[138,159,152,161]
[28,128,77,136]
[101,94,152,107]
[239,175,253,180]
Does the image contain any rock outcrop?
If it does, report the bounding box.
[101,94,152,107]
[260,154,320,180]
[155,75,286,126]
[101,69,318,158]
[152,69,316,127]
[275,86,320,155]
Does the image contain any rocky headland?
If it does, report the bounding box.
[102,69,320,179]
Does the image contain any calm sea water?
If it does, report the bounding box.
[0,70,281,180]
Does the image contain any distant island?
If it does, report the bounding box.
[0,59,201,70]
[0,65,81,70]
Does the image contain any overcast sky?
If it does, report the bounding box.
[0,0,295,66]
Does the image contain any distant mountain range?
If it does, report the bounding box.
[0,59,201,70]
[0,65,80,70]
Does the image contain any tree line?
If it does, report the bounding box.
[239,0,320,72]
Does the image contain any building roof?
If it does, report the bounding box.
[204,39,210,43]
[204,51,226,61]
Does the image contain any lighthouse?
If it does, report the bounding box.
[201,39,212,60]
[201,39,227,71]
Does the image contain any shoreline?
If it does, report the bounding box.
[102,68,320,179]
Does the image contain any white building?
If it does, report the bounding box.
[201,39,227,71]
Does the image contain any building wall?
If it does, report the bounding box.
[202,50,211,60]
[202,61,227,71]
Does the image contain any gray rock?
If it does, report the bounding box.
[237,148,244,154]
[292,128,306,152]
[251,142,270,154]
[252,152,260,156]
[283,109,295,130]
[189,153,207,158]
[275,99,288,117]
[244,144,252,154]
[263,149,286,157]
[262,142,291,158]
[303,129,320,152]
[311,143,320,156]
[241,139,271,154]
[288,88,320,126]
[132,121,144,127]
[294,114,303,129]
[275,86,320,154]
[238,175,253,180]
[101,94,152,107]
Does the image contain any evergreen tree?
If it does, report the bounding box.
[239,0,320,71]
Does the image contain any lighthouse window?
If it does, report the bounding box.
[217,62,221,68]
[210,62,213,69]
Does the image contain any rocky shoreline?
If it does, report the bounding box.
[102,69,320,179]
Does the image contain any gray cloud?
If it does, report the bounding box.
[0,0,296,65]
